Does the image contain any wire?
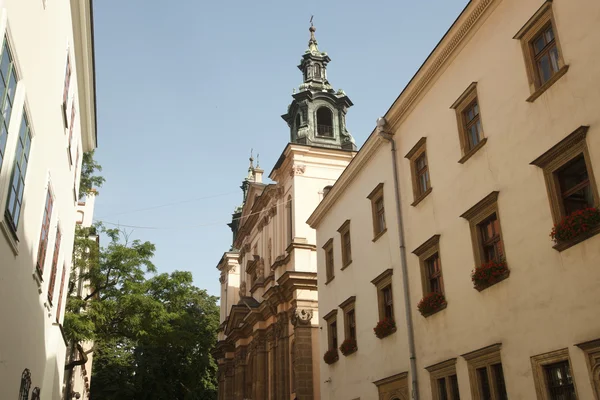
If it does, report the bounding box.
[93,196,292,231]
[96,190,239,218]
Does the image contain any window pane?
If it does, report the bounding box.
[550,46,560,73]
[538,55,552,84]
[438,378,448,400]
[450,374,460,400]
[477,367,491,400]
[545,26,555,43]
[534,34,547,55]
[0,48,10,79]
[545,361,576,400]
[493,363,508,400]
[558,155,593,213]
[469,125,480,148]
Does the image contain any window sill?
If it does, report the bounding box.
[372,229,387,243]
[411,187,433,207]
[458,138,488,164]
[341,260,352,271]
[341,347,357,356]
[474,270,510,292]
[420,302,447,318]
[553,225,600,252]
[324,276,335,285]
[33,268,44,293]
[526,65,569,103]
[0,217,19,256]
[315,134,337,140]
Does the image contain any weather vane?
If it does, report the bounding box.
[310,15,314,27]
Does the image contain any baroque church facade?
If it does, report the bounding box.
[213,25,356,400]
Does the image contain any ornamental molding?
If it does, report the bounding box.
[290,164,306,176]
[291,308,313,327]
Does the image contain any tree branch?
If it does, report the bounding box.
[64,343,89,371]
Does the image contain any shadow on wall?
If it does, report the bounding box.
[0,195,66,399]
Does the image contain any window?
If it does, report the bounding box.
[412,235,445,296]
[5,112,32,235]
[19,368,31,400]
[339,296,357,342]
[316,107,333,137]
[0,39,18,172]
[314,63,321,79]
[451,83,487,163]
[68,102,75,164]
[47,227,61,304]
[460,192,507,266]
[405,137,432,205]
[426,358,461,400]
[56,263,67,322]
[530,126,599,251]
[295,113,301,129]
[323,238,334,283]
[287,195,293,245]
[36,189,54,275]
[371,269,394,322]
[514,1,567,102]
[323,310,338,351]
[62,54,71,124]
[531,348,577,400]
[337,220,352,268]
[462,344,507,400]
[368,183,386,240]
[575,338,600,399]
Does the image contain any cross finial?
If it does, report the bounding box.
[310,15,314,27]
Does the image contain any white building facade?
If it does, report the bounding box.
[0,0,97,399]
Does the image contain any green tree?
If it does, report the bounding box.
[79,150,106,198]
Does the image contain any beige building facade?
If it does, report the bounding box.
[214,25,356,400]
[308,0,600,399]
[0,0,97,399]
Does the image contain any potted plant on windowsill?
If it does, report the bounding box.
[550,207,600,251]
[417,292,447,317]
[471,259,510,291]
[323,348,339,365]
[373,318,396,339]
[339,338,357,356]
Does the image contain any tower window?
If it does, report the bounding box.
[295,113,301,129]
[314,63,321,79]
[316,107,333,137]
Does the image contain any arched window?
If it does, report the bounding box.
[287,195,293,245]
[31,388,40,400]
[19,369,31,400]
[316,107,333,137]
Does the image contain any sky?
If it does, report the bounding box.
[92,0,470,297]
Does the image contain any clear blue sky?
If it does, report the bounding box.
[93,0,470,297]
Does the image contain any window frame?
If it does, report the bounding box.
[412,235,446,297]
[47,225,61,305]
[0,37,19,174]
[451,82,487,163]
[514,1,568,102]
[55,262,67,323]
[425,358,461,400]
[316,106,334,137]
[405,137,432,206]
[36,188,54,278]
[337,219,352,269]
[367,183,387,241]
[531,126,600,251]
[323,238,334,284]
[531,348,578,400]
[371,269,395,323]
[462,343,508,400]
[575,338,600,399]
[323,309,338,351]
[460,192,508,268]
[339,296,357,345]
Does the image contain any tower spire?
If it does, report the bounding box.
[308,16,318,53]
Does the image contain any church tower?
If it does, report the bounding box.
[282,23,357,151]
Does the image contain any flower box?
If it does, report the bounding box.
[323,348,339,365]
[471,260,510,291]
[551,208,600,251]
[417,292,447,317]
[373,318,396,339]
[339,338,357,356]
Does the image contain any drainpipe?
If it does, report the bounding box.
[376,117,419,400]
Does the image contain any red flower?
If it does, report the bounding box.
[550,208,600,243]
[373,318,396,339]
[339,338,358,356]
[471,259,509,289]
[417,292,447,316]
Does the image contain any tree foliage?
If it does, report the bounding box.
[64,226,219,399]
[79,150,106,198]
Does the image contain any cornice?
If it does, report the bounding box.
[307,0,500,229]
